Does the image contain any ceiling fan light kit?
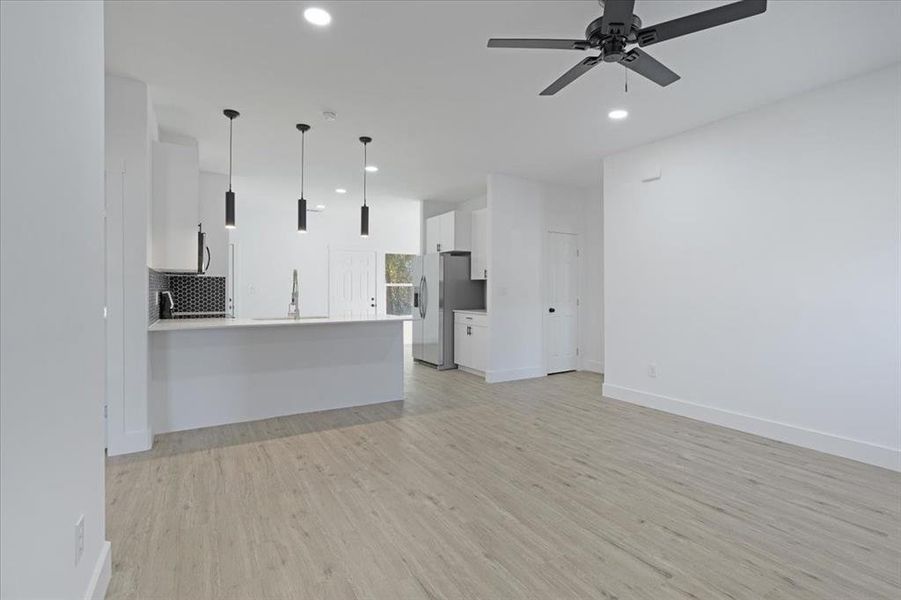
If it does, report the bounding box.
[487,0,767,95]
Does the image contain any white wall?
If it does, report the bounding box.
[105,74,154,455]
[603,65,901,471]
[459,193,487,214]
[486,174,603,382]
[1,2,111,598]
[228,180,420,320]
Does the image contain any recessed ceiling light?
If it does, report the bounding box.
[365,165,378,173]
[315,204,326,210]
[608,109,629,120]
[303,7,331,26]
[335,188,346,194]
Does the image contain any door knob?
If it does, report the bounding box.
[548,307,556,313]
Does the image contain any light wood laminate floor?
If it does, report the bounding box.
[107,359,901,599]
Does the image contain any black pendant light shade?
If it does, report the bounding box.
[359,136,372,237]
[225,190,235,228]
[360,205,369,238]
[223,109,240,229]
[298,197,307,232]
[296,124,310,233]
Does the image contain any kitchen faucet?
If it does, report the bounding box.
[288,269,300,319]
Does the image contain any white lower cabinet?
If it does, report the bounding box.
[454,311,488,374]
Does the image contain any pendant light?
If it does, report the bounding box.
[296,123,310,233]
[359,136,372,237]
[223,109,240,229]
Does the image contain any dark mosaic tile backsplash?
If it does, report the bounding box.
[168,275,226,316]
[148,268,227,322]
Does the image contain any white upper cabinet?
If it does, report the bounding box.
[470,208,487,280]
[425,214,440,254]
[198,172,228,277]
[151,141,199,271]
[425,210,471,253]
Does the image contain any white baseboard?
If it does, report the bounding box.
[580,359,604,374]
[457,365,486,378]
[107,428,152,456]
[84,540,111,600]
[602,383,901,472]
[486,366,546,383]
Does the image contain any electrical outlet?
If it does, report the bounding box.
[75,515,85,566]
[647,363,657,378]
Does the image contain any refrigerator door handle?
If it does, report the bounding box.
[419,276,427,318]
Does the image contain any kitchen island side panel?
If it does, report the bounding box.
[149,320,404,433]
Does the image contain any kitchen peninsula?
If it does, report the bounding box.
[148,315,407,433]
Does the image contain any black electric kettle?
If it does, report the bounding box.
[159,291,174,319]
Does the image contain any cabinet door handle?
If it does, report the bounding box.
[483,269,487,278]
[549,307,556,313]
[467,326,472,335]
[437,243,441,252]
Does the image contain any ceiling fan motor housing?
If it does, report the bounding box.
[602,38,626,62]
[586,14,642,47]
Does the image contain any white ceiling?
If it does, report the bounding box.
[105,1,901,203]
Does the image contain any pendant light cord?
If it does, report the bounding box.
[362,142,368,207]
[300,130,305,199]
[228,117,234,192]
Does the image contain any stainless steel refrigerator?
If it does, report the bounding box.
[412,253,485,369]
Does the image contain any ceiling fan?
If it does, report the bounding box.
[487,0,767,95]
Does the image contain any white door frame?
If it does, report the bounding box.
[104,165,125,450]
[544,230,580,375]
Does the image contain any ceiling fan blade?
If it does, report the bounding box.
[539,56,602,96]
[619,48,680,87]
[487,38,589,50]
[601,0,636,36]
[637,0,767,47]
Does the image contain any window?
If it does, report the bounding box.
[385,253,415,316]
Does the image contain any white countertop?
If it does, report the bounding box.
[149,314,410,332]
[453,309,488,314]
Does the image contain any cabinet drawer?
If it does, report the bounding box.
[454,311,488,328]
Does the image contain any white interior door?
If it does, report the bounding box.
[545,232,579,374]
[329,249,377,318]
